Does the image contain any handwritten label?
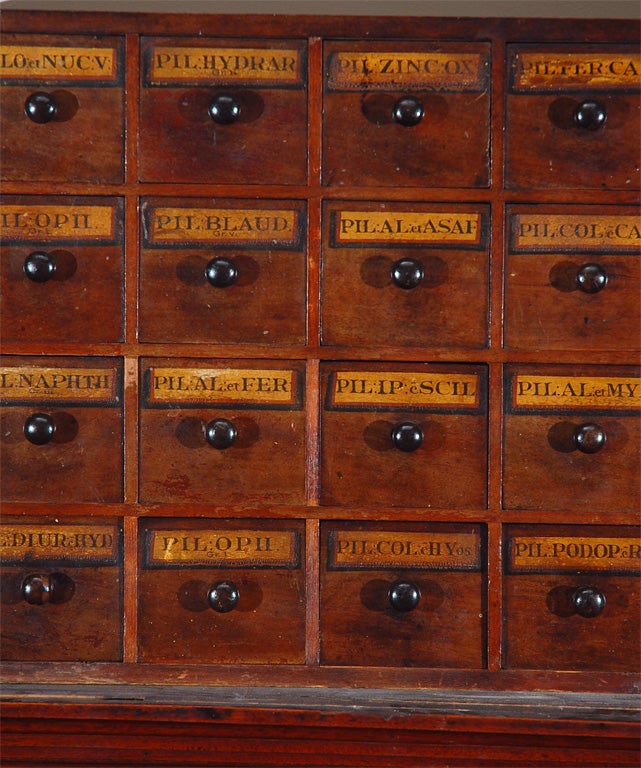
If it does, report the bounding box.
[147,528,299,567]
[0,45,118,81]
[147,367,300,407]
[1,205,117,242]
[328,371,480,409]
[146,207,300,246]
[509,536,641,572]
[0,524,119,563]
[512,51,641,91]
[513,375,641,410]
[335,210,483,246]
[329,530,480,570]
[147,46,302,85]
[512,214,641,251]
[0,366,119,403]
[327,50,488,90]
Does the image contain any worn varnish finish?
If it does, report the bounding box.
[0,10,639,766]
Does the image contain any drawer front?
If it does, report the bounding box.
[139,359,306,504]
[0,35,124,182]
[502,366,640,512]
[320,363,487,508]
[504,206,640,351]
[139,198,306,344]
[504,525,640,672]
[0,357,123,502]
[1,196,124,343]
[505,45,641,189]
[138,519,305,663]
[323,42,490,187]
[0,519,123,661]
[321,202,489,348]
[139,38,307,184]
[320,523,485,667]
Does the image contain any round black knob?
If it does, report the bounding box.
[207,581,240,613]
[205,418,237,450]
[575,263,607,294]
[573,423,606,454]
[573,100,607,131]
[25,91,58,124]
[24,251,56,283]
[391,258,424,290]
[572,585,606,618]
[392,96,424,127]
[205,257,238,288]
[209,94,241,125]
[391,422,423,452]
[22,573,54,605]
[388,580,421,612]
[24,413,56,445]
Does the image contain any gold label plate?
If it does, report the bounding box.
[146,46,303,86]
[511,51,641,91]
[147,367,301,408]
[145,207,300,247]
[0,366,120,404]
[0,45,119,81]
[511,214,641,251]
[327,371,480,410]
[508,536,641,572]
[327,51,489,91]
[147,528,299,567]
[0,524,119,563]
[512,375,641,410]
[329,530,480,570]
[1,204,118,242]
[334,210,484,246]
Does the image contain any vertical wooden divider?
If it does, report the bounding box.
[122,31,141,664]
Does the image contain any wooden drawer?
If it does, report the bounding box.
[502,365,640,512]
[321,202,489,348]
[322,42,490,187]
[139,359,306,505]
[0,35,124,182]
[504,206,640,351]
[139,198,306,344]
[320,363,487,508]
[504,525,640,672]
[138,519,305,664]
[320,522,485,667]
[0,518,123,662]
[0,196,124,344]
[139,38,307,184]
[0,357,123,503]
[505,46,641,189]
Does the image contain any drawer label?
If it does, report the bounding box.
[327,50,489,91]
[1,204,118,243]
[0,45,119,82]
[146,367,301,408]
[511,51,641,91]
[147,46,303,86]
[509,536,641,572]
[145,207,301,247]
[512,375,641,411]
[146,529,300,568]
[511,214,641,252]
[0,524,119,563]
[327,371,480,410]
[334,210,484,246]
[0,366,120,404]
[328,530,481,570]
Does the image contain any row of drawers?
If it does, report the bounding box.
[2,197,639,349]
[2,37,640,188]
[1,357,639,511]
[1,519,638,671]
